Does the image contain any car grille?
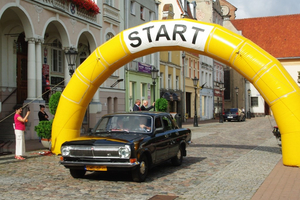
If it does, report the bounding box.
[68,145,121,158]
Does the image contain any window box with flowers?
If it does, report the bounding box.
[67,0,100,16]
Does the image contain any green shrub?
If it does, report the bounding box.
[155,98,168,112]
[49,91,61,115]
[34,119,53,139]
[35,91,61,139]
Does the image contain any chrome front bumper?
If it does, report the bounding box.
[60,160,140,168]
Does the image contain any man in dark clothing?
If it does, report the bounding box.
[133,99,141,111]
[141,100,155,111]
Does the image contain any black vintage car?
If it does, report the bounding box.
[60,112,192,182]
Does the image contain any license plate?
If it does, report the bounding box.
[228,116,233,118]
[85,165,107,171]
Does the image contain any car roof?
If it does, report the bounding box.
[102,111,169,118]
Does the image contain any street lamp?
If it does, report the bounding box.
[151,67,159,111]
[65,47,78,77]
[247,89,251,119]
[235,86,239,108]
[192,76,199,127]
[219,83,225,123]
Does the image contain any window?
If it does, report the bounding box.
[162,116,174,130]
[106,32,114,41]
[105,0,113,6]
[155,117,162,129]
[160,72,163,88]
[168,74,171,89]
[129,81,135,101]
[150,53,154,65]
[149,11,154,21]
[189,58,191,78]
[107,97,112,114]
[175,76,179,90]
[140,6,144,20]
[114,97,118,113]
[52,39,63,73]
[141,83,147,100]
[168,51,171,62]
[130,1,135,15]
[251,97,258,107]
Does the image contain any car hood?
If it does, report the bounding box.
[63,133,146,146]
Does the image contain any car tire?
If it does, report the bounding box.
[132,154,149,182]
[171,146,183,166]
[70,169,86,178]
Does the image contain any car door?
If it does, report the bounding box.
[152,116,169,163]
[163,115,181,158]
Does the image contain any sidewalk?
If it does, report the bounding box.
[183,118,300,199]
[251,158,300,200]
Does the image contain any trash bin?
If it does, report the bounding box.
[247,111,251,119]
[175,113,182,128]
[219,113,223,123]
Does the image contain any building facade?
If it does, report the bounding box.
[159,0,199,121]
[124,0,160,112]
[0,0,126,140]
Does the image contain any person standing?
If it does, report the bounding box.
[141,100,155,111]
[38,105,49,121]
[133,99,141,111]
[13,105,30,160]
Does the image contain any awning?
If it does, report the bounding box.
[162,92,180,101]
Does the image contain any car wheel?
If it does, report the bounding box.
[171,146,183,166]
[132,154,149,182]
[70,169,86,178]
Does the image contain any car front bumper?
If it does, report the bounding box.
[60,160,140,168]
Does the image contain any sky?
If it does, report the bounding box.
[227,0,300,19]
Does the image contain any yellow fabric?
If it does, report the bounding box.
[51,19,300,167]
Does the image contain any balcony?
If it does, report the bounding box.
[35,0,98,23]
[103,3,120,26]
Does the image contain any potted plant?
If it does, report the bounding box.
[67,0,100,16]
[35,91,61,149]
[35,120,53,149]
[155,98,168,112]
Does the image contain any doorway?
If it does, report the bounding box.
[186,92,191,118]
[16,33,28,104]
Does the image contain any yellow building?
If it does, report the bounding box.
[159,0,200,122]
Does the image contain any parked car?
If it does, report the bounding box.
[59,112,192,182]
[222,108,246,122]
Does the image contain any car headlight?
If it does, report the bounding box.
[118,145,131,158]
[61,146,71,156]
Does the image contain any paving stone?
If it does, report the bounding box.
[0,117,281,200]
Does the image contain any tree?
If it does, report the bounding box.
[155,98,168,112]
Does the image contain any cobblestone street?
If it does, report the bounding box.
[0,116,282,200]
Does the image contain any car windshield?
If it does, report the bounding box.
[92,115,152,135]
[225,108,238,114]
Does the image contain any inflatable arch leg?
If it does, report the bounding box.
[52,19,300,167]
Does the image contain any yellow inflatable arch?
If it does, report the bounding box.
[52,19,300,167]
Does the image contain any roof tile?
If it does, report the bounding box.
[231,14,300,58]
